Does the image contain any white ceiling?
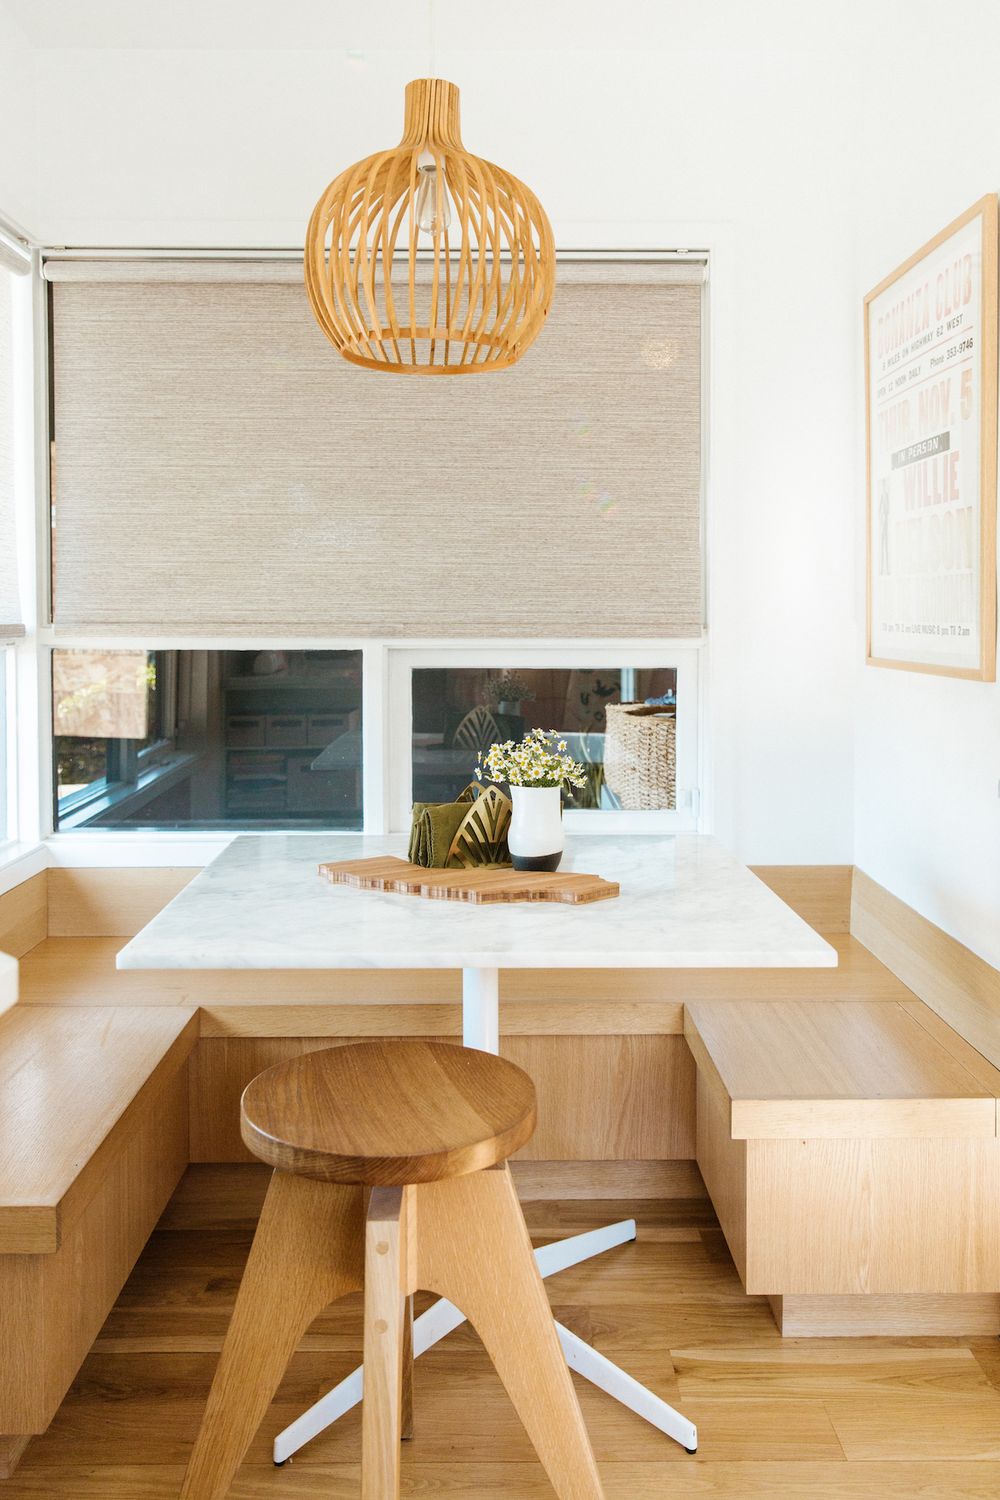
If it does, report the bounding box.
[0,0,926,54]
[2,0,430,50]
[3,0,996,249]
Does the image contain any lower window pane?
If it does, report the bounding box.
[411,667,677,811]
[53,648,363,831]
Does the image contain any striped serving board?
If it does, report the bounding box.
[317,857,620,905]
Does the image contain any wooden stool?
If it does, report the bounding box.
[180,1039,605,1500]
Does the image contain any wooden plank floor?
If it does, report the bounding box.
[6,1166,1000,1497]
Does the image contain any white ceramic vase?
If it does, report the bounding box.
[508,785,564,872]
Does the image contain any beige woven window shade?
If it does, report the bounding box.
[47,259,704,637]
[0,269,23,639]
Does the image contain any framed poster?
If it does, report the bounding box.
[865,193,998,678]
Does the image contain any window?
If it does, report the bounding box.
[50,643,701,839]
[40,253,705,848]
[54,649,164,811]
[390,649,700,833]
[0,650,10,843]
[0,261,21,639]
[53,648,363,831]
[410,667,678,810]
[1,254,26,845]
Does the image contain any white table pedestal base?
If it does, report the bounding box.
[273,965,698,1464]
[462,966,500,1050]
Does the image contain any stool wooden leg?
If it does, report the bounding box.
[362,1186,417,1500]
[180,1170,364,1500]
[0,1436,31,1479]
[401,1293,415,1440]
[415,1165,605,1500]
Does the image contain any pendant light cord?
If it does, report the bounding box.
[427,0,437,78]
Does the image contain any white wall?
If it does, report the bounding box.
[0,1,866,863]
[6,1,996,926]
[0,4,37,233]
[852,14,1000,968]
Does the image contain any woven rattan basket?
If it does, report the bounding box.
[603,703,677,810]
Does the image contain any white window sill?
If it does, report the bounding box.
[0,840,48,896]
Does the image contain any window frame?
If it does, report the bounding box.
[387,643,702,835]
[37,636,704,845]
[50,643,370,835]
[0,644,13,845]
[0,239,38,863]
[2,232,718,872]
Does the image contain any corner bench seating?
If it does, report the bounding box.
[3,892,1000,1474]
[0,1002,197,1476]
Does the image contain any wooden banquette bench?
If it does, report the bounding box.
[2,861,1000,1472]
[685,997,1000,1336]
[0,980,196,1478]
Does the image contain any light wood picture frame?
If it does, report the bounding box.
[865,193,998,679]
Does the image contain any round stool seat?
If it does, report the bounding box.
[241,1039,537,1186]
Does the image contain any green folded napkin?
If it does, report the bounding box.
[408,800,471,868]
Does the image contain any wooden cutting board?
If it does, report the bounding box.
[318,856,620,905]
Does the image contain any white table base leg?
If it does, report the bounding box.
[557,1323,698,1452]
[272,1297,469,1464]
[534,1218,637,1276]
[272,1217,700,1465]
[462,967,499,1052]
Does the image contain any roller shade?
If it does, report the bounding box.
[0,268,22,639]
[48,258,703,637]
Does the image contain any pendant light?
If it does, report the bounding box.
[304,77,555,374]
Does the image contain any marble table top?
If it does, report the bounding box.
[117,834,838,972]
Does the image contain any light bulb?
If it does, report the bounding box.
[415,152,452,236]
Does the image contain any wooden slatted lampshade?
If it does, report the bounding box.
[304,78,555,374]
